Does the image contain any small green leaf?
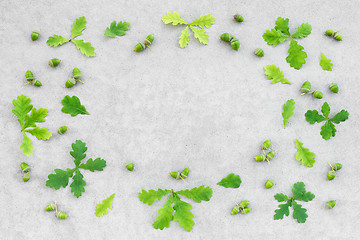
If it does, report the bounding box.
[104,21,130,37]
[176,185,213,202]
[274,200,291,220]
[153,195,175,230]
[25,127,52,140]
[320,52,333,71]
[189,26,209,45]
[23,108,48,129]
[320,121,336,140]
[70,140,87,166]
[71,16,87,39]
[292,182,315,202]
[292,201,308,223]
[275,17,290,35]
[305,110,325,124]
[217,173,242,188]
[264,65,291,84]
[61,95,89,116]
[295,139,316,167]
[12,94,33,127]
[190,14,215,28]
[282,99,295,127]
[47,35,69,47]
[179,26,190,48]
[291,23,312,38]
[70,169,86,198]
[138,189,172,206]
[72,39,95,57]
[46,168,74,189]
[330,110,349,124]
[286,39,307,70]
[95,193,115,217]
[262,28,289,46]
[321,102,331,118]
[274,193,289,202]
[173,196,195,232]
[161,11,187,25]
[20,132,34,157]
[79,158,106,172]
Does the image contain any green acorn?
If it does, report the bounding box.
[31,31,39,41]
[56,211,68,219]
[220,33,234,42]
[170,171,180,180]
[180,168,189,178]
[23,172,30,182]
[231,205,240,215]
[65,78,76,88]
[301,81,312,94]
[265,180,274,189]
[326,200,336,209]
[134,43,145,52]
[261,140,271,150]
[243,207,251,214]
[325,30,334,36]
[333,163,342,171]
[25,70,34,82]
[72,67,81,79]
[313,90,323,99]
[239,200,249,208]
[233,14,244,22]
[57,126,67,135]
[32,80,42,87]
[125,161,134,171]
[45,204,56,211]
[327,171,336,181]
[334,32,342,41]
[48,58,61,67]
[329,83,339,93]
[144,34,154,45]
[255,154,265,162]
[266,151,275,161]
[20,162,30,172]
[230,38,240,51]
[254,48,264,57]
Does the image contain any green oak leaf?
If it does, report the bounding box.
[292,201,308,223]
[292,23,312,38]
[190,26,208,44]
[275,17,290,35]
[295,139,316,167]
[286,39,307,70]
[70,140,87,167]
[320,121,336,140]
[71,16,87,39]
[274,193,289,202]
[153,195,175,230]
[72,39,95,57]
[320,52,333,71]
[104,21,130,37]
[25,127,52,140]
[305,110,325,124]
[179,26,190,48]
[23,108,48,130]
[95,193,115,217]
[292,182,315,202]
[46,168,74,189]
[173,196,195,232]
[321,102,331,118]
[70,169,86,198]
[217,173,242,188]
[12,94,33,127]
[46,35,69,47]
[161,11,187,25]
[262,28,289,46]
[282,99,295,127]
[79,158,106,172]
[138,189,172,206]
[176,185,213,203]
[61,95,89,116]
[330,110,349,124]
[274,200,291,220]
[190,14,215,28]
[264,64,291,84]
[20,132,34,157]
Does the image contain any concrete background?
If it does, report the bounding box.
[1,0,360,239]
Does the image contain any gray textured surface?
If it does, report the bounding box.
[1,0,360,239]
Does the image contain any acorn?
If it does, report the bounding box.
[49,58,61,67]
[327,171,336,181]
[313,90,323,99]
[233,14,244,22]
[20,162,30,172]
[255,154,265,162]
[57,126,67,135]
[243,207,251,214]
[65,78,76,88]
[266,151,275,161]
[220,33,234,42]
[134,42,145,52]
[254,48,264,57]
[23,172,30,182]
[180,168,189,178]
[329,83,339,93]
[325,30,334,36]
[32,80,42,87]
[72,68,81,79]
[334,32,342,41]
[326,200,336,209]
[301,81,311,94]
[230,38,240,51]
[45,204,56,211]
[25,70,34,82]
[261,140,271,150]
[170,171,180,180]
[144,34,154,46]
[265,180,274,189]
[333,163,342,171]
[31,31,39,41]
[56,211,68,219]
[125,161,134,171]
[231,206,240,215]
[239,200,249,208]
